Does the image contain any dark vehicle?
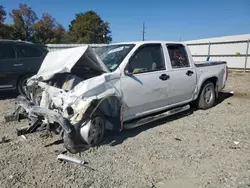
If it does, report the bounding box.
[0,40,48,95]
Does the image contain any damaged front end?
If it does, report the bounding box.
[7,46,122,153]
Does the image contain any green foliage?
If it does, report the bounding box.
[0,5,112,44]
[0,5,6,24]
[69,11,112,44]
[33,13,65,44]
[0,5,13,39]
[9,3,38,41]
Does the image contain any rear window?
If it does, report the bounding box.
[167,44,190,68]
[16,44,43,58]
[0,43,16,59]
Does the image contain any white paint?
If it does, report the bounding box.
[185,34,250,69]
[33,46,109,81]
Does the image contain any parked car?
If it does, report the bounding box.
[11,41,228,153]
[0,40,48,95]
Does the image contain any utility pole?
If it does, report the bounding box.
[142,22,145,41]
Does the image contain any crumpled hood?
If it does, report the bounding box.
[34,45,109,81]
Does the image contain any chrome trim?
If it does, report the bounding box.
[124,104,190,129]
[0,85,13,89]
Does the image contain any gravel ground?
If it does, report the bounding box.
[0,72,250,188]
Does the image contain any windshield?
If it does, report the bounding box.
[94,44,135,71]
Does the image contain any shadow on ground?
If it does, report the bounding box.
[105,91,234,147]
[215,92,234,106]
[43,92,233,152]
[0,91,18,100]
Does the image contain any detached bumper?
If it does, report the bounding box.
[16,95,72,134]
[15,95,83,153]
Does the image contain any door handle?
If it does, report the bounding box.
[159,74,170,81]
[13,63,23,67]
[186,70,194,76]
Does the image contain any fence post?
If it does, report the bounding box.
[244,39,249,72]
[206,41,211,61]
[208,41,211,56]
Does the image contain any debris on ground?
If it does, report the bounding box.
[175,137,182,141]
[16,126,30,136]
[0,136,10,144]
[20,135,27,140]
[229,146,240,149]
[233,141,239,145]
[57,154,95,171]
[0,72,250,187]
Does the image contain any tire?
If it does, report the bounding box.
[197,81,216,109]
[79,113,106,147]
[17,74,33,96]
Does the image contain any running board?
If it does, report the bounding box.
[123,104,190,129]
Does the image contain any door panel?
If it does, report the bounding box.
[120,44,170,120]
[167,68,196,105]
[166,44,197,105]
[121,71,171,119]
[0,43,22,89]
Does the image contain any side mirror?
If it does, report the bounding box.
[124,62,133,76]
[124,69,132,76]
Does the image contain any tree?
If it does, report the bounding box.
[33,13,65,44]
[0,5,13,39]
[0,5,6,24]
[69,11,112,44]
[9,3,38,41]
[51,24,65,43]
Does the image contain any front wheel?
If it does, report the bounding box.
[197,81,216,109]
[80,114,106,146]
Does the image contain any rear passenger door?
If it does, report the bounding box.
[165,44,197,105]
[0,43,20,89]
[15,44,45,73]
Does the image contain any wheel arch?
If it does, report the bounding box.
[197,76,218,99]
[83,95,123,131]
[17,73,36,95]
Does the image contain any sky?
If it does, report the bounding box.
[1,0,250,43]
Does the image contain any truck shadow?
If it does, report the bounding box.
[104,91,233,147]
[43,92,233,152]
[214,91,234,106]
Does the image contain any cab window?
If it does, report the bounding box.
[167,44,189,68]
[15,44,43,58]
[0,43,16,59]
[128,44,165,74]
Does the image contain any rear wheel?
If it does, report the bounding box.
[197,81,216,109]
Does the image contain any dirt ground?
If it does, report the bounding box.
[0,72,250,188]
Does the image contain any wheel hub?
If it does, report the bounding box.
[80,116,105,146]
[204,85,213,104]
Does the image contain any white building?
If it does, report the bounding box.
[185,34,250,70]
[47,34,250,70]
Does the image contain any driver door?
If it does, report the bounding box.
[120,44,171,121]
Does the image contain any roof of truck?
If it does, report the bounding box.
[111,41,185,45]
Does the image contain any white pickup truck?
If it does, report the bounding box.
[10,41,228,153]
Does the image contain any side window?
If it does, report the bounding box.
[128,44,165,74]
[0,43,16,59]
[15,44,43,58]
[167,44,189,68]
